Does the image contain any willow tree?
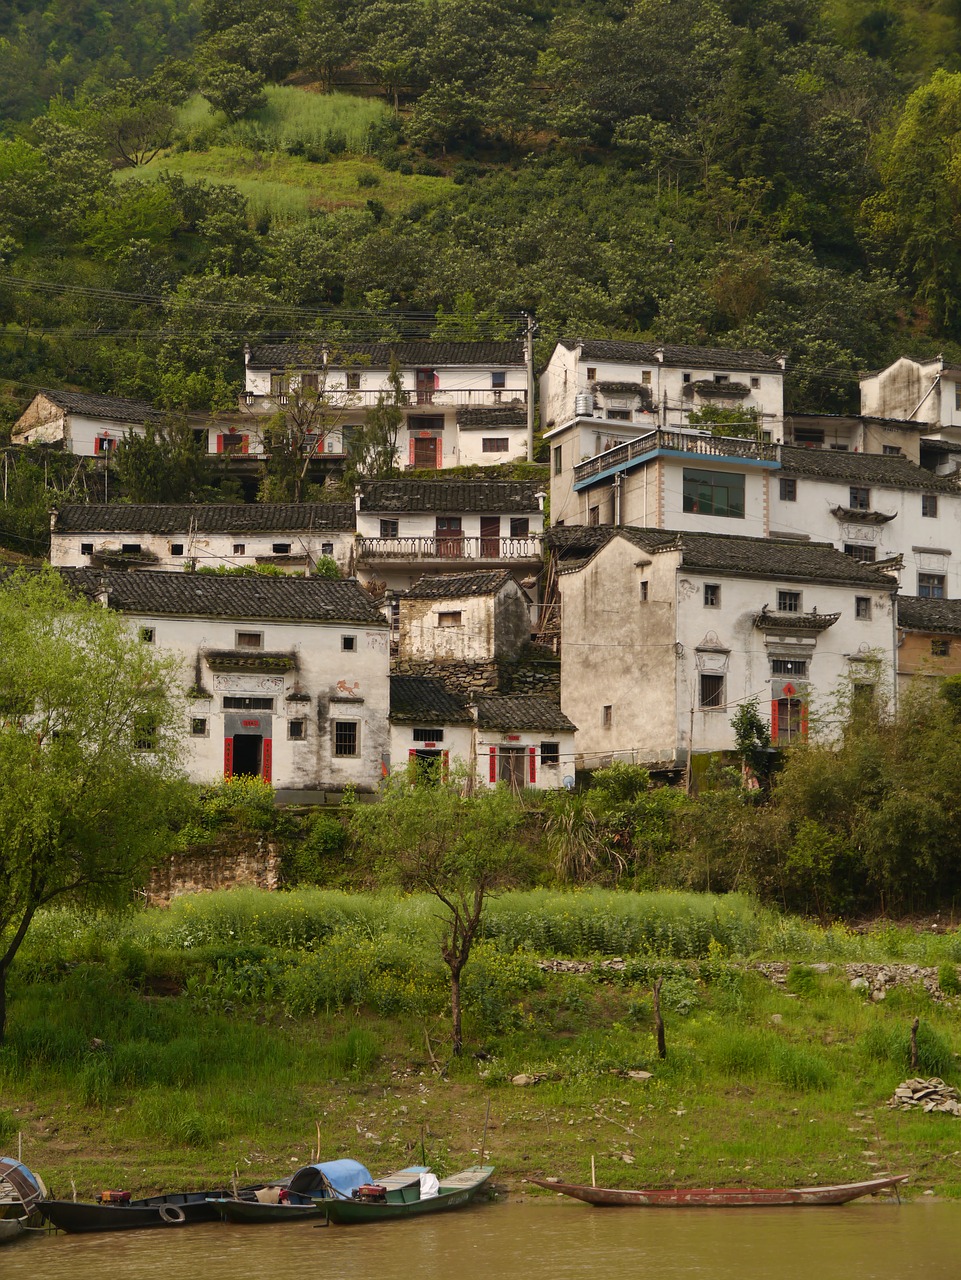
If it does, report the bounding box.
[0,567,187,1042]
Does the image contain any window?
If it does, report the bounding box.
[553,446,563,475]
[133,713,158,751]
[883,445,902,456]
[793,427,824,446]
[919,573,946,599]
[270,373,288,397]
[849,486,870,511]
[586,366,596,380]
[777,590,801,613]
[602,705,613,728]
[774,697,804,745]
[855,596,872,620]
[321,541,333,555]
[94,435,116,454]
[437,611,462,628]
[830,444,849,452]
[682,372,691,384]
[380,518,399,539]
[922,494,939,518]
[121,543,142,555]
[932,638,951,657]
[342,635,356,651]
[333,721,359,756]
[704,583,720,608]
[541,742,560,765]
[714,373,730,385]
[139,626,155,644]
[588,505,600,526]
[771,657,808,677]
[346,371,361,390]
[607,409,632,421]
[191,717,208,737]
[272,542,292,554]
[779,477,797,502]
[301,372,319,392]
[491,371,506,389]
[751,376,760,389]
[288,718,305,740]
[233,542,245,555]
[510,517,530,538]
[413,727,444,743]
[642,370,652,385]
[682,468,745,518]
[80,542,93,555]
[640,579,649,602]
[236,631,264,649]
[170,543,184,556]
[482,437,510,452]
[844,543,876,563]
[700,673,725,710]
[223,696,274,710]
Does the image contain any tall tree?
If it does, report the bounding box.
[0,566,188,1043]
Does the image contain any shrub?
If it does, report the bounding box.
[860,1021,955,1077]
[461,944,540,1034]
[284,813,348,886]
[786,964,822,998]
[0,1109,19,1145]
[939,964,961,996]
[356,170,380,188]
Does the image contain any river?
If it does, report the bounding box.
[5,1199,960,1279]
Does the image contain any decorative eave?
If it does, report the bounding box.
[204,649,298,672]
[754,610,840,633]
[684,380,751,400]
[830,507,896,524]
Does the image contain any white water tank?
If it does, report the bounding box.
[575,392,594,416]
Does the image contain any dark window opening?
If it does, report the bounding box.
[932,638,951,657]
[777,590,801,613]
[121,543,142,555]
[223,696,274,711]
[510,517,530,538]
[541,741,560,765]
[700,673,725,709]
[844,543,876,563]
[413,727,444,743]
[272,542,292,554]
[80,542,94,555]
[231,733,263,777]
[482,437,510,451]
[346,371,361,389]
[288,718,305,739]
[849,486,870,511]
[771,658,808,676]
[919,573,946,599]
[922,494,939,518]
[191,717,207,736]
[779,478,797,502]
[170,543,184,556]
[233,543,246,555]
[855,597,872,620]
[139,627,155,643]
[704,583,720,607]
[682,468,745,519]
[342,635,356,651]
[333,721,358,756]
[553,446,563,475]
[236,631,263,649]
[380,518,399,538]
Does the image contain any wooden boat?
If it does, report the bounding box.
[530,1173,908,1207]
[39,1188,239,1233]
[0,1157,47,1228]
[323,1165,494,1225]
[208,1159,372,1225]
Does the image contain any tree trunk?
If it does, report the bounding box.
[653,976,666,1059]
[0,965,7,1047]
[910,1016,919,1070]
[450,968,462,1056]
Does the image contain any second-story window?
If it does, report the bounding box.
[492,371,506,389]
[380,518,399,538]
[586,366,596,381]
[510,517,530,538]
[855,596,872,620]
[849,486,870,511]
[682,468,745,518]
[779,477,797,502]
[236,631,264,649]
[844,543,876,563]
[553,445,563,475]
[777,590,801,613]
[272,542,292,554]
[270,373,288,397]
[233,542,245,555]
[922,494,939,518]
[919,573,945,599]
[704,583,720,607]
[346,371,361,389]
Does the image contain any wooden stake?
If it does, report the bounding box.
[316,1120,322,1164]
[591,1155,596,1188]
[70,1179,77,1203]
[480,1098,491,1164]
[910,1017,919,1071]
[653,977,667,1060]
[17,1130,21,1163]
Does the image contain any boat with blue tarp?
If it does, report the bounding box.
[208,1159,373,1224]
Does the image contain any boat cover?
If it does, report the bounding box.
[0,1158,47,1207]
[287,1159,372,1199]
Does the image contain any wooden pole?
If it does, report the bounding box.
[910,1017,919,1070]
[591,1155,596,1188]
[480,1097,491,1164]
[653,977,667,1059]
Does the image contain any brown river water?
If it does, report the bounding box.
[5,1198,961,1280]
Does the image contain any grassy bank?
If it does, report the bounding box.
[3,890,961,1199]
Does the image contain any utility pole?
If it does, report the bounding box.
[523,313,537,463]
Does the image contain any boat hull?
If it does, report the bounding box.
[39,1190,235,1233]
[0,1217,25,1244]
[208,1199,324,1224]
[324,1166,494,1225]
[529,1175,908,1207]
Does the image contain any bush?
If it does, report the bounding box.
[284,813,348,886]
[356,170,380,188]
[461,944,540,1034]
[0,1109,17,1145]
[939,964,961,996]
[860,1021,955,1077]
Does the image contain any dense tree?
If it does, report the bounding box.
[199,60,268,122]
[113,420,211,502]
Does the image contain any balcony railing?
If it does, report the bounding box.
[574,429,779,484]
[242,388,527,413]
[357,535,542,562]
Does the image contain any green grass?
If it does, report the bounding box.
[177,87,391,154]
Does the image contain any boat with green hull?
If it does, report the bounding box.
[207,1159,372,1226]
[323,1165,494,1225]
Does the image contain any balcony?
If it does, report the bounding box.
[357,535,543,564]
[241,388,527,414]
[574,429,779,486]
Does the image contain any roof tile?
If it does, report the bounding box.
[780,445,961,493]
[248,340,525,369]
[405,569,517,599]
[475,695,576,732]
[358,479,543,514]
[25,389,165,425]
[54,503,356,535]
[389,676,473,723]
[559,338,783,373]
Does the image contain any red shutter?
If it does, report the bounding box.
[216,434,224,454]
[223,737,233,778]
[529,746,537,785]
[262,738,272,783]
[409,749,417,760]
[800,700,809,740]
[93,437,100,455]
[489,746,497,784]
[770,700,779,745]
[241,435,250,455]
[409,437,417,466]
[435,437,443,469]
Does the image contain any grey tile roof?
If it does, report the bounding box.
[455,405,527,429]
[389,676,473,724]
[62,568,386,624]
[780,445,961,493]
[247,341,525,369]
[558,339,783,373]
[578,527,897,588]
[897,596,961,635]
[53,503,356,534]
[405,569,516,599]
[35,389,164,424]
[475,695,576,733]
[358,479,543,513]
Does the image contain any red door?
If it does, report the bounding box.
[480,516,500,558]
[436,517,463,557]
[416,369,436,405]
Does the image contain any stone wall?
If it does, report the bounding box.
[390,646,561,702]
[146,836,281,904]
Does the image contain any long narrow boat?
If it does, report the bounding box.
[208,1159,372,1225]
[530,1174,908,1207]
[39,1188,239,1233]
[0,1217,25,1245]
[323,1165,494,1225]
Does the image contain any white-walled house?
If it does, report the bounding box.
[389,675,475,778]
[398,569,533,664]
[13,390,164,455]
[475,695,576,790]
[540,338,785,442]
[354,478,545,596]
[67,569,390,801]
[860,356,961,442]
[557,528,897,773]
[241,340,530,468]
[50,503,357,576]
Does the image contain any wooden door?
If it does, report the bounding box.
[436,516,463,557]
[413,436,440,469]
[480,516,500,558]
[416,369,436,405]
